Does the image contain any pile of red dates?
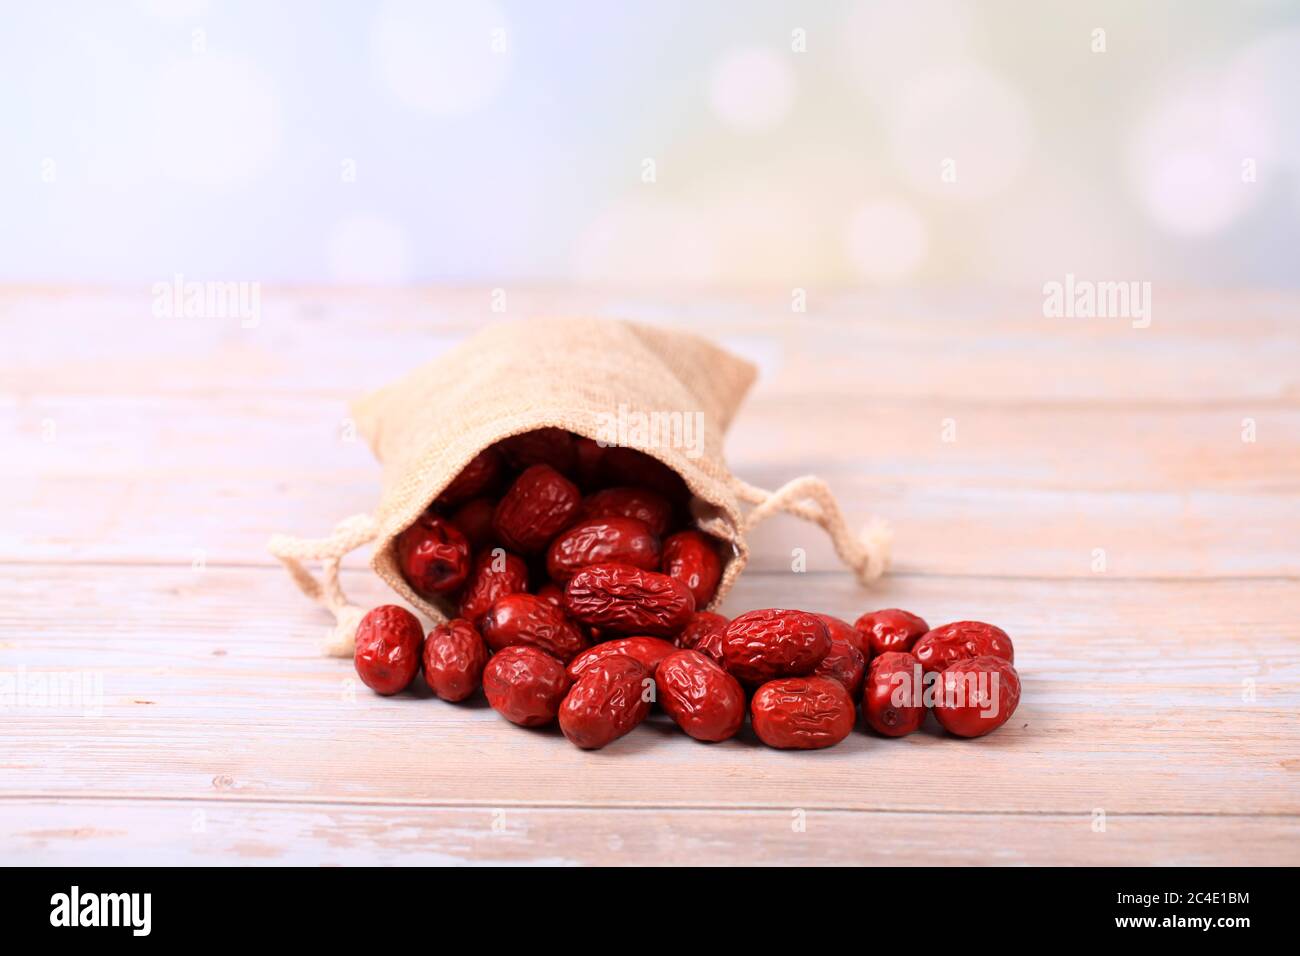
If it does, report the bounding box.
[353,428,1023,750]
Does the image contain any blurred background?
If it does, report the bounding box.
[3,0,1299,288]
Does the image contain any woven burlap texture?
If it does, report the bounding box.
[269,317,891,656]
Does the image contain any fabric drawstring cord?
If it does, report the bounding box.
[729,476,892,585]
[267,513,379,657]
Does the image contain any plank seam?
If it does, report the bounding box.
[0,559,1296,583]
[0,794,1296,817]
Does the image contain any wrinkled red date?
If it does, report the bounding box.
[676,610,728,650]
[354,605,423,695]
[854,608,929,657]
[396,513,471,598]
[563,563,696,637]
[913,620,1014,675]
[458,548,529,624]
[435,447,502,508]
[421,618,488,702]
[534,581,564,609]
[558,655,652,750]
[862,651,926,737]
[933,655,1021,738]
[482,645,570,727]
[578,486,674,537]
[492,464,581,554]
[721,609,831,684]
[817,614,869,658]
[546,517,661,582]
[448,497,498,551]
[750,676,856,750]
[812,639,867,698]
[480,592,589,661]
[656,649,746,742]
[678,611,729,667]
[661,530,722,608]
[536,580,601,643]
[566,636,679,681]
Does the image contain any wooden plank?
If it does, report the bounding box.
[10,394,1297,491]
[7,472,1296,578]
[3,288,1297,404]
[3,565,1296,816]
[4,799,1296,866]
[5,394,1296,576]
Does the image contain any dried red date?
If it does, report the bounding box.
[458,548,529,625]
[862,651,926,737]
[546,517,661,582]
[497,427,577,475]
[678,611,729,667]
[421,618,488,702]
[558,655,652,750]
[721,609,831,684]
[481,592,589,662]
[751,677,856,750]
[566,636,678,681]
[448,497,498,551]
[676,611,728,649]
[535,581,564,609]
[854,608,929,657]
[563,563,695,637]
[817,614,869,658]
[661,530,722,608]
[354,605,423,695]
[578,486,674,537]
[933,656,1021,738]
[656,649,746,742]
[483,645,570,727]
[812,640,867,698]
[435,447,502,508]
[538,577,601,644]
[396,514,471,598]
[492,464,580,554]
[913,621,1014,675]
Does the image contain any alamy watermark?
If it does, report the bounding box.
[0,668,104,717]
[886,663,1005,719]
[1042,273,1151,329]
[595,403,704,459]
[50,886,151,936]
[151,273,261,328]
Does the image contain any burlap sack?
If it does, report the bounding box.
[269,317,891,656]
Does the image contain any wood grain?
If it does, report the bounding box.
[3,287,1297,403]
[2,285,1298,865]
[7,800,1295,866]
[5,395,1296,576]
[3,567,1297,826]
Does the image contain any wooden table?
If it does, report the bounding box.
[3,286,1297,865]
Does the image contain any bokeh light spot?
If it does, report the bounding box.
[1127,81,1265,236]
